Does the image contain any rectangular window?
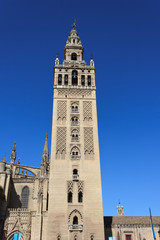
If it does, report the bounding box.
[126,235,132,240]
[64,74,68,85]
[58,74,62,85]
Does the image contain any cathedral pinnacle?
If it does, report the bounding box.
[41,134,49,166]
[10,142,16,164]
[2,154,6,163]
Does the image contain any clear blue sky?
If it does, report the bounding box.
[0,0,160,216]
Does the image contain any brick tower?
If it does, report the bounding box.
[47,24,105,240]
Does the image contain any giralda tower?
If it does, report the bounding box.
[47,24,105,240]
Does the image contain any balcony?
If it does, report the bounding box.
[71,155,80,160]
[71,121,79,126]
[71,108,79,113]
[73,174,79,181]
[71,137,79,142]
[68,224,83,232]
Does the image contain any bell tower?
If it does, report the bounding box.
[47,24,104,240]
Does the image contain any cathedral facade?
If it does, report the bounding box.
[0,26,160,240]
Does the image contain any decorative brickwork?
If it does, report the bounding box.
[78,181,83,193]
[57,101,67,124]
[67,181,73,193]
[56,127,66,159]
[84,127,94,159]
[83,101,92,121]
[57,89,92,98]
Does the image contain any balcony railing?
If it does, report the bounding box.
[68,224,83,232]
[71,121,79,126]
[71,109,79,113]
[71,137,79,142]
[73,174,79,181]
[71,155,81,160]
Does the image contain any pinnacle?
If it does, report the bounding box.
[43,133,49,155]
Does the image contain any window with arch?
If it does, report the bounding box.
[81,75,85,86]
[71,146,80,159]
[78,191,83,203]
[73,169,78,175]
[71,129,79,141]
[58,74,62,85]
[71,52,77,60]
[73,216,78,225]
[68,191,72,203]
[74,235,78,240]
[72,70,78,85]
[71,116,79,126]
[64,74,68,85]
[21,186,29,208]
[71,102,79,112]
[73,169,78,181]
[90,235,94,240]
[57,235,61,240]
[88,75,91,86]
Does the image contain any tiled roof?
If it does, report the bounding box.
[104,216,160,226]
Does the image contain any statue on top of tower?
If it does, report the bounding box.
[72,19,77,29]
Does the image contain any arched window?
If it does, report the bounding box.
[58,74,62,85]
[73,216,78,225]
[78,191,83,203]
[21,186,29,208]
[81,75,85,86]
[71,116,79,126]
[71,102,79,112]
[73,169,78,181]
[91,235,94,240]
[68,191,72,203]
[57,235,61,240]
[64,74,68,85]
[88,75,91,86]
[74,235,78,240]
[71,129,79,141]
[73,169,78,175]
[71,146,80,159]
[72,70,78,85]
[71,52,77,60]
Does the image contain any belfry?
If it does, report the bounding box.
[47,24,105,239]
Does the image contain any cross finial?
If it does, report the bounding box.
[72,19,77,29]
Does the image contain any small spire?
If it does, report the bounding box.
[41,133,49,166]
[10,142,16,164]
[2,154,6,163]
[55,52,59,65]
[17,157,20,165]
[90,53,95,67]
[43,133,49,156]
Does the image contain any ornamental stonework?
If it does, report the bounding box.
[83,101,92,121]
[56,127,67,157]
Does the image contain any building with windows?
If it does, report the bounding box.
[0,25,160,240]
